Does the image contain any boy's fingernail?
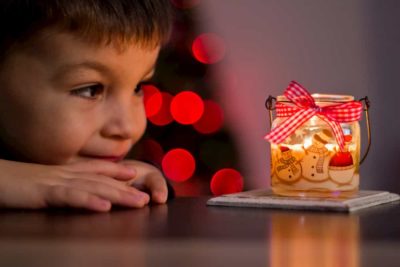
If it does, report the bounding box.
[124,166,136,176]
[126,192,149,206]
[153,191,168,203]
[92,199,111,211]
[138,191,149,199]
[138,192,150,204]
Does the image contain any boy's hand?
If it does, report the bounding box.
[0,159,152,212]
[120,160,168,204]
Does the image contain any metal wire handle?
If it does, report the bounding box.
[265,95,371,165]
[265,96,276,129]
[359,97,371,165]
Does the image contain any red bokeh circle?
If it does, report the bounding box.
[142,84,162,117]
[192,33,226,64]
[162,148,196,182]
[193,100,224,134]
[148,92,174,126]
[170,91,204,125]
[210,168,244,196]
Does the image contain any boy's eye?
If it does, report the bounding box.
[134,82,145,95]
[71,84,105,99]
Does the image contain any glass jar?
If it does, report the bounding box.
[267,94,370,198]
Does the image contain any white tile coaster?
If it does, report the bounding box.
[207,190,400,212]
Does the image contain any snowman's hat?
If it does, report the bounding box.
[313,129,333,144]
[279,146,290,152]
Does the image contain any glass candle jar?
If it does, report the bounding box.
[266,92,370,198]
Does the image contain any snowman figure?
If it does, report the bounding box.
[301,129,333,181]
[275,146,302,183]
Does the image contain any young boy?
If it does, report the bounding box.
[0,0,172,212]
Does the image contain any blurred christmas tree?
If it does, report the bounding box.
[129,0,243,196]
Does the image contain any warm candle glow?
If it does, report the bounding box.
[303,137,312,149]
[270,127,359,197]
[325,144,337,151]
[267,90,363,197]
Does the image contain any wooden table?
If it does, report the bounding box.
[0,197,399,267]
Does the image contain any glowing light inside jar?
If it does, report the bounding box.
[325,144,338,151]
[303,137,313,149]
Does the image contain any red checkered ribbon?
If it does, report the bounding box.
[264,81,363,151]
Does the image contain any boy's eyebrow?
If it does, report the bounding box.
[142,67,156,81]
[53,60,156,81]
[53,61,111,78]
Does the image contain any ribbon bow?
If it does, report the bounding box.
[264,81,363,151]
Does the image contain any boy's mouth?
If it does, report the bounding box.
[91,156,124,162]
[82,154,127,162]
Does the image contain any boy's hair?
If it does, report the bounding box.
[0,0,172,60]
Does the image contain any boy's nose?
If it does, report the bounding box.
[101,100,145,140]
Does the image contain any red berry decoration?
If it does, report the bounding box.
[279,146,290,152]
[330,152,353,167]
[344,135,352,142]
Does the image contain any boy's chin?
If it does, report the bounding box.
[65,156,93,164]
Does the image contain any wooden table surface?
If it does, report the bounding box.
[0,196,399,267]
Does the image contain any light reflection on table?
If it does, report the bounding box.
[269,212,359,267]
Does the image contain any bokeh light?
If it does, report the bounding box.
[210,168,244,196]
[170,91,204,125]
[162,148,196,182]
[193,100,224,134]
[143,84,162,117]
[192,33,226,64]
[148,92,174,126]
[171,0,201,9]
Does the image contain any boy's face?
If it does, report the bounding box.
[0,32,160,164]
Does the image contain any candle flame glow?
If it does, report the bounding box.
[325,144,338,151]
[304,137,312,149]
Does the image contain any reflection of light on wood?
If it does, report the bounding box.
[269,213,360,267]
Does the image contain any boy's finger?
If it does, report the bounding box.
[133,173,168,204]
[43,185,111,212]
[65,179,150,208]
[65,160,137,181]
[64,173,141,194]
